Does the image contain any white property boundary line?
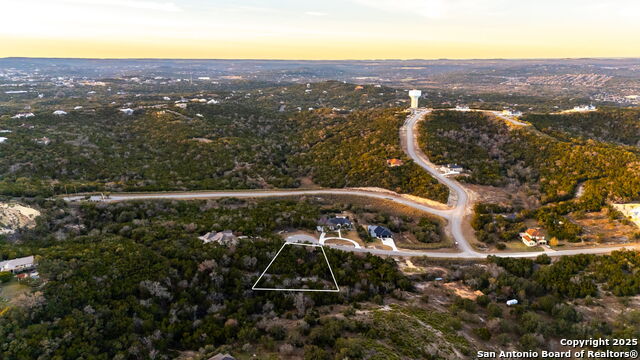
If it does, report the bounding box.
[252,242,340,292]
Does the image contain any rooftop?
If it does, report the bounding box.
[0,256,35,272]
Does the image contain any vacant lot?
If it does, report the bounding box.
[0,281,30,306]
[568,210,639,244]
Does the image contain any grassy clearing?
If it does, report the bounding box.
[0,280,30,306]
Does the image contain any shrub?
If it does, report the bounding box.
[476,295,490,307]
[0,271,12,283]
[303,345,330,360]
[535,254,551,265]
[487,303,503,318]
[473,327,492,341]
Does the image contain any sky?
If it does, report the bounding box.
[1,0,639,59]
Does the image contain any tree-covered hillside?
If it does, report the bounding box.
[2,199,640,359]
[420,110,640,243]
[526,109,640,147]
[420,110,640,206]
[0,104,299,196]
[291,108,449,202]
[0,199,412,359]
[0,84,446,202]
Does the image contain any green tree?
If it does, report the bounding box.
[0,271,12,283]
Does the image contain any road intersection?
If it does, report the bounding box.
[64,108,637,259]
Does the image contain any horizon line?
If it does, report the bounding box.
[2,56,640,62]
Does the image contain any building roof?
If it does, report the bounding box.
[208,354,235,360]
[386,159,404,167]
[0,256,35,272]
[525,228,544,238]
[199,230,237,245]
[500,213,518,221]
[327,217,352,226]
[11,113,34,119]
[369,225,392,238]
[520,233,536,244]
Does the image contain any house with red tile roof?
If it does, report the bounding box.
[520,228,547,247]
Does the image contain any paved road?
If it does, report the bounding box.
[64,108,637,259]
[490,111,530,126]
[64,189,452,218]
[398,108,637,258]
[403,109,475,255]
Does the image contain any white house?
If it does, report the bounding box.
[119,108,134,115]
[11,113,34,119]
[439,163,465,176]
[502,109,523,117]
[0,137,7,143]
[53,110,67,116]
[0,256,35,274]
[520,228,546,247]
[571,104,597,112]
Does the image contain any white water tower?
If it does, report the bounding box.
[409,90,422,109]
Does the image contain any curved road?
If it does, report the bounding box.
[64,108,637,259]
[64,189,451,218]
[403,109,474,255]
